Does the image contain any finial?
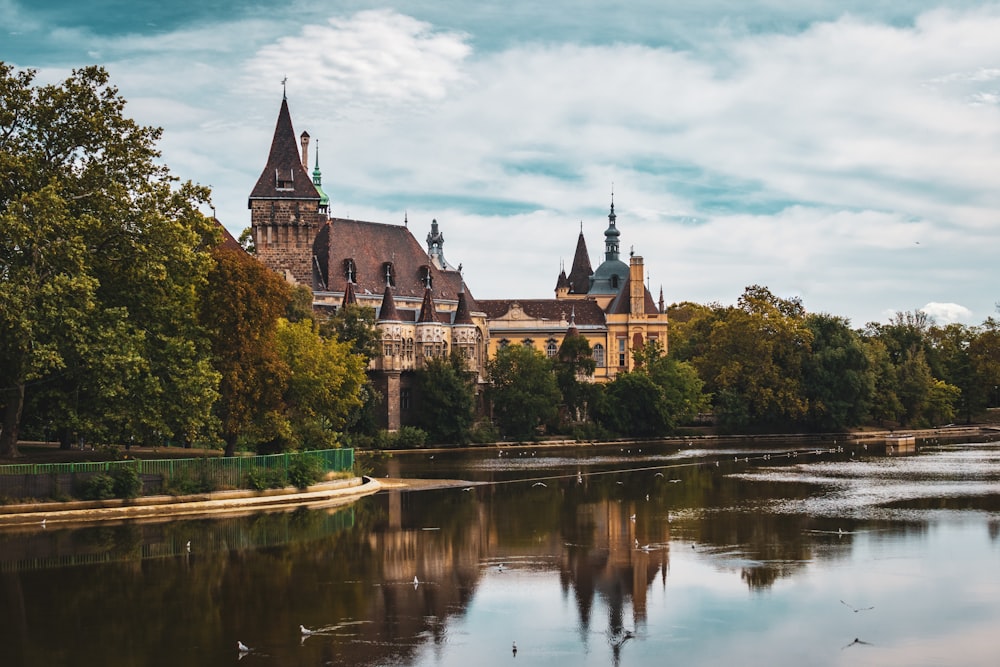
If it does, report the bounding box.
[314,139,320,169]
[458,263,463,274]
[630,245,634,257]
[282,76,288,100]
[580,220,583,233]
[404,210,408,227]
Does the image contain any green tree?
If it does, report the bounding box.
[598,371,670,437]
[486,344,560,440]
[200,244,290,456]
[692,286,812,432]
[320,303,380,361]
[412,352,475,444]
[554,331,597,423]
[1,64,218,457]
[801,314,873,430]
[633,340,708,427]
[274,317,367,450]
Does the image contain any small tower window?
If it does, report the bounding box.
[546,339,558,358]
[382,262,396,287]
[275,168,294,191]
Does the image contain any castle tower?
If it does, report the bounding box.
[248,95,324,285]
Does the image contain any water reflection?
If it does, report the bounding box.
[1,439,998,666]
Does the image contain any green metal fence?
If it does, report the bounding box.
[0,449,354,500]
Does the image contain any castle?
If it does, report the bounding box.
[248,95,668,431]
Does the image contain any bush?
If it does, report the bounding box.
[163,461,218,495]
[110,465,142,499]
[393,426,428,449]
[246,467,286,491]
[78,473,116,500]
[469,422,500,444]
[288,455,323,490]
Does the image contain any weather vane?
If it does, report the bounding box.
[281,76,288,99]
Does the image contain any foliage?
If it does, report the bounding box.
[77,473,116,501]
[801,314,873,430]
[411,352,475,444]
[597,371,671,437]
[1,64,219,458]
[287,455,323,489]
[164,462,217,495]
[486,344,560,440]
[110,465,143,499]
[245,467,286,491]
[199,244,290,455]
[554,332,597,423]
[392,426,429,448]
[691,286,812,432]
[633,340,709,427]
[274,318,367,451]
[320,303,380,361]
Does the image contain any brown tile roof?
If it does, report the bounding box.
[341,280,357,306]
[417,288,436,323]
[606,279,661,315]
[477,298,607,327]
[377,285,399,321]
[453,288,474,325]
[213,217,244,252]
[248,98,321,203]
[314,218,473,307]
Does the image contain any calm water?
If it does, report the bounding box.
[2,438,999,667]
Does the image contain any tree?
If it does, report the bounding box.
[633,340,708,427]
[801,314,873,430]
[692,286,812,431]
[1,64,218,457]
[320,303,380,361]
[554,331,596,423]
[200,244,290,456]
[274,318,367,450]
[412,352,475,444]
[486,344,560,440]
[598,371,671,437]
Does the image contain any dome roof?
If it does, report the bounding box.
[589,258,628,294]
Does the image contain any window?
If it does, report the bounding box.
[522,338,533,348]
[546,339,558,357]
[611,275,619,289]
[498,339,510,349]
[593,343,605,368]
[618,338,626,367]
[400,389,411,411]
[343,258,356,282]
[275,168,294,190]
[381,262,396,287]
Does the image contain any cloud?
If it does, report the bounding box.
[920,302,973,324]
[242,10,471,109]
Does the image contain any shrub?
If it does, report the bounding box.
[246,467,286,491]
[110,465,142,499]
[393,426,428,449]
[288,455,323,490]
[78,473,116,500]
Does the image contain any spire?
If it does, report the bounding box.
[378,284,400,322]
[454,285,474,325]
[659,286,665,314]
[312,140,330,210]
[426,218,455,270]
[604,192,621,262]
[417,287,436,323]
[566,306,579,338]
[249,96,321,202]
[341,279,357,307]
[567,225,593,294]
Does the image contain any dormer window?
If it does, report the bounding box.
[382,261,396,287]
[611,275,620,289]
[343,258,356,283]
[275,168,294,191]
[420,265,433,289]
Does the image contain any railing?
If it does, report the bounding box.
[0,449,354,500]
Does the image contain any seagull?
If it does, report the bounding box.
[462,487,474,492]
[577,472,583,484]
[498,563,505,572]
[300,624,314,636]
[413,576,420,587]
[532,482,547,488]
[841,600,874,613]
[237,641,250,654]
[40,519,46,528]
[186,540,191,553]
[512,641,517,656]
[669,479,681,483]
[654,472,664,478]
[616,481,624,485]
[630,513,636,522]
[843,637,873,649]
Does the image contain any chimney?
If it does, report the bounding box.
[300,131,310,171]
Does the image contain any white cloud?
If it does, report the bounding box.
[921,302,973,324]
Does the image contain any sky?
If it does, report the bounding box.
[4,0,999,326]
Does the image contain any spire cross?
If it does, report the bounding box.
[281,76,288,99]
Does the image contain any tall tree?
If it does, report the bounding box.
[200,244,290,456]
[1,64,217,457]
[554,331,597,423]
[486,344,560,440]
[274,317,366,451]
[801,314,873,430]
[412,352,475,444]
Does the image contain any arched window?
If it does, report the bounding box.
[381,261,396,287]
[546,339,558,357]
[593,343,605,368]
[498,339,510,349]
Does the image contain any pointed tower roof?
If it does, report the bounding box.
[454,285,474,325]
[566,226,593,294]
[341,279,357,307]
[249,97,322,203]
[566,307,580,338]
[378,284,400,322]
[555,267,570,292]
[417,287,436,323]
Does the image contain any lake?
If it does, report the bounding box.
[1,436,999,666]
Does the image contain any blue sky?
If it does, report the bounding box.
[5,0,999,326]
